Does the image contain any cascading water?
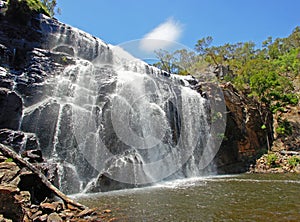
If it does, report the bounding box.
[19,16,225,194]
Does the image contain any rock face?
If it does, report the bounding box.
[0,129,39,153]
[0,10,274,194]
[272,105,300,151]
[216,83,273,173]
[0,88,22,130]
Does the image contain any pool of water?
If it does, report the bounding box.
[75,174,300,221]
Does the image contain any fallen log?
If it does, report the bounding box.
[280,150,300,156]
[0,143,86,210]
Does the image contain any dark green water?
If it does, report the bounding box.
[75,174,300,221]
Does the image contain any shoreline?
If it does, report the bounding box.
[249,150,300,174]
[1,142,299,221]
[0,144,116,222]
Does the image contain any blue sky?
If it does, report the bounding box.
[56,0,300,50]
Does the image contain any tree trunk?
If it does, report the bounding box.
[0,143,86,210]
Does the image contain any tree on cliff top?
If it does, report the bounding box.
[7,0,58,18]
[41,0,59,17]
[153,27,299,139]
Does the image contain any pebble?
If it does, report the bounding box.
[47,212,62,222]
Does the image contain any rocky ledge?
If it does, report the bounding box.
[250,151,300,174]
[0,144,115,222]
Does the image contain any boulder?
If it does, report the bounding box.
[0,88,23,130]
[47,212,63,222]
[22,149,44,163]
[21,100,60,157]
[0,185,24,222]
[0,160,20,186]
[0,161,20,186]
[0,129,39,153]
[87,150,150,192]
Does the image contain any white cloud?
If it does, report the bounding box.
[140,18,183,52]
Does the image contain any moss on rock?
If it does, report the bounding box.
[8,0,50,16]
[6,0,50,25]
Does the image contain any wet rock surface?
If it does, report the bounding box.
[0,129,40,153]
[0,88,23,130]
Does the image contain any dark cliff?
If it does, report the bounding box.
[216,83,273,173]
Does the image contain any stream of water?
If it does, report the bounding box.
[75,174,300,221]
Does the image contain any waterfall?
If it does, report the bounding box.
[19,16,226,194]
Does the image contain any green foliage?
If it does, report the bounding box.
[194,27,300,117]
[266,153,278,167]
[25,0,49,15]
[211,111,223,123]
[41,0,58,17]
[276,118,293,136]
[5,158,13,162]
[270,102,285,113]
[11,0,50,15]
[61,55,67,63]
[282,93,299,105]
[195,36,213,56]
[261,124,267,130]
[153,49,178,73]
[6,0,59,20]
[216,133,228,141]
[153,49,201,75]
[6,0,51,23]
[153,26,300,118]
[288,156,300,167]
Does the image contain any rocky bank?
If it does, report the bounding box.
[251,150,300,174]
[0,143,115,222]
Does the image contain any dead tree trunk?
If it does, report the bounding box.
[0,143,86,210]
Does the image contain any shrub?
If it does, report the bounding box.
[266,153,278,167]
[282,93,299,105]
[288,156,300,167]
[276,118,293,136]
[5,158,13,162]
